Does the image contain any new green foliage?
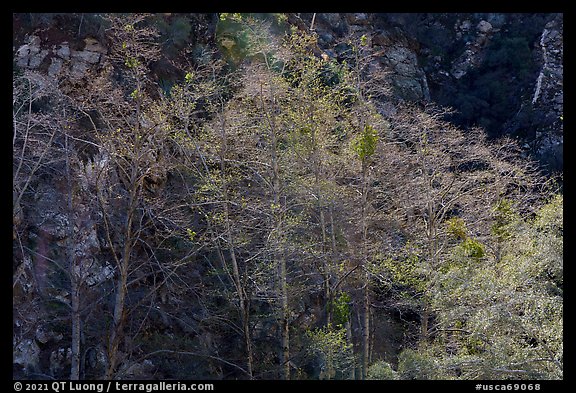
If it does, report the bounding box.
[366,360,396,380]
[429,195,563,379]
[330,292,351,327]
[491,198,519,241]
[352,124,378,161]
[446,217,467,240]
[12,12,561,381]
[306,325,354,379]
[460,237,485,259]
[397,348,441,380]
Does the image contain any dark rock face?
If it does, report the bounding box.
[13,13,562,171]
[508,14,563,172]
[313,13,430,102]
[307,13,562,171]
[375,13,562,172]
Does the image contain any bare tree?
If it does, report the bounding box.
[242,19,292,379]
[71,13,196,378]
[382,103,546,345]
[337,33,390,379]
[13,71,62,244]
[168,59,257,378]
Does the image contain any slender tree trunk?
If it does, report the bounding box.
[273,152,289,380]
[226,205,254,380]
[219,112,254,379]
[105,86,146,379]
[328,203,338,322]
[320,208,332,326]
[420,199,436,346]
[261,80,290,380]
[360,159,370,379]
[273,168,289,380]
[105,175,138,379]
[65,135,81,380]
[279,251,290,380]
[105,250,129,379]
[310,120,331,328]
[362,280,370,377]
[330,204,356,379]
[241,299,254,379]
[329,204,337,254]
[345,319,355,380]
[221,236,254,378]
[420,305,430,344]
[70,279,81,379]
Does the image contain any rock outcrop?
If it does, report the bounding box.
[450,19,496,79]
[14,14,562,172]
[374,13,562,172]
[311,13,431,102]
[15,34,107,80]
[521,14,563,171]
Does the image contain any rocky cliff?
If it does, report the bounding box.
[304,12,563,172]
[13,13,563,171]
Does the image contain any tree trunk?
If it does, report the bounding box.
[104,91,148,377]
[421,199,435,346]
[105,184,136,379]
[219,112,254,379]
[65,135,81,381]
[308,108,332,328]
[360,160,370,379]
[241,299,254,379]
[328,204,340,327]
[70,277,81,380]
[421,305,430,344]
[362,278,370,379]
[105,260,128,379]
[345,319,355,380]
[274,156,289,380]
[228,214,254,379]
[321,208,332,327]
[279,255,290,380]
[261,80,290,380]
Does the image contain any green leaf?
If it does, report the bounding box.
[352,124,378,160]
[186,228,197,241]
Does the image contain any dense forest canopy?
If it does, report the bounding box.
[13,13,562,381]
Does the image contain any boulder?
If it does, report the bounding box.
[35,325,63,344]
[55,43,70,60]
[49,348,72,377]
[477,20,493,34]
[347,13,370,25]
[16,36,48,69]
[83,37,107,54]
[72,50,101,64]
[48,57,63,77]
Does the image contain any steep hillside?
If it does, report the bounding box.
[300,13,563,172]
[13,13,562,381]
